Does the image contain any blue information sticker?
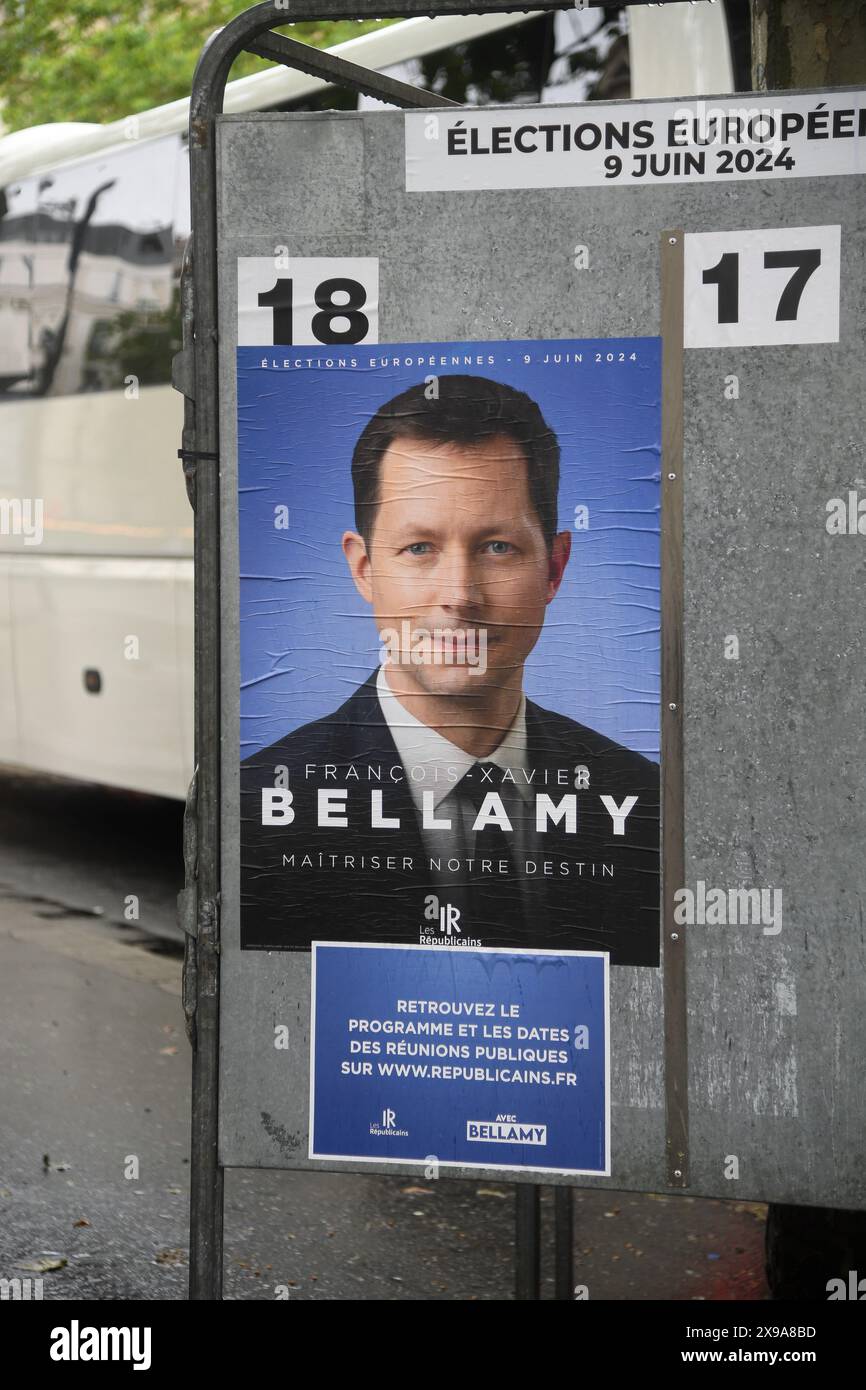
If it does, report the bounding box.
[310,943,609,1176]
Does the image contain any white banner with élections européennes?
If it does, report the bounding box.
[405,92,866,192]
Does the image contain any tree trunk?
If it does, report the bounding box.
[750,7,866,1297]
[751,0,866,90]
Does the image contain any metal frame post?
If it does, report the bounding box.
[553,1186,574,1300]
[515,1185,541,1299]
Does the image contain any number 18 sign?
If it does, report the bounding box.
[238,256,379,347]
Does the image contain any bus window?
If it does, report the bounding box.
[0,135,182,398]
[0,177,46,396]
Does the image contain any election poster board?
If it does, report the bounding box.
[215,90,866,1205]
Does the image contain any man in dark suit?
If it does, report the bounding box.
[241,374,659,965]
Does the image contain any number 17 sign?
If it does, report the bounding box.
[684,224,840,349]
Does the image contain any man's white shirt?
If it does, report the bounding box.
[375,665,535,882]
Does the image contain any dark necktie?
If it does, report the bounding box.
[458,762,526,940]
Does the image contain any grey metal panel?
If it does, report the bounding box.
[216,107,866,1206]
[218,117,366,235]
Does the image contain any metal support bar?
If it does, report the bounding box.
[246,30,458,108]
[189,897,224,1299]
[232,1,586,18]
[660,229,688,1190]
[553,1185,574,1300]
[515,1185,541,1299]
[178,767,199,1047]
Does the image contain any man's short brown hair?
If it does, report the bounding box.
[351,375,560,550]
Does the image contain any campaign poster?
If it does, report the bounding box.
[309,943,610,1177]
[238,335,661,966]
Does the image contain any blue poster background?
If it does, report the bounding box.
[310,944,609,1175]
[238,337,661,761]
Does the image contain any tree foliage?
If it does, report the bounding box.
[0,1,390,133]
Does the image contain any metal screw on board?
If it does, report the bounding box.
[669,702,677,711]
[671,933,679,941]
[668,237,677,245]
[668,472,676,480]
[674,1169,683,1178]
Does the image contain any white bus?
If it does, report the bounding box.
[0,4,736,799]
